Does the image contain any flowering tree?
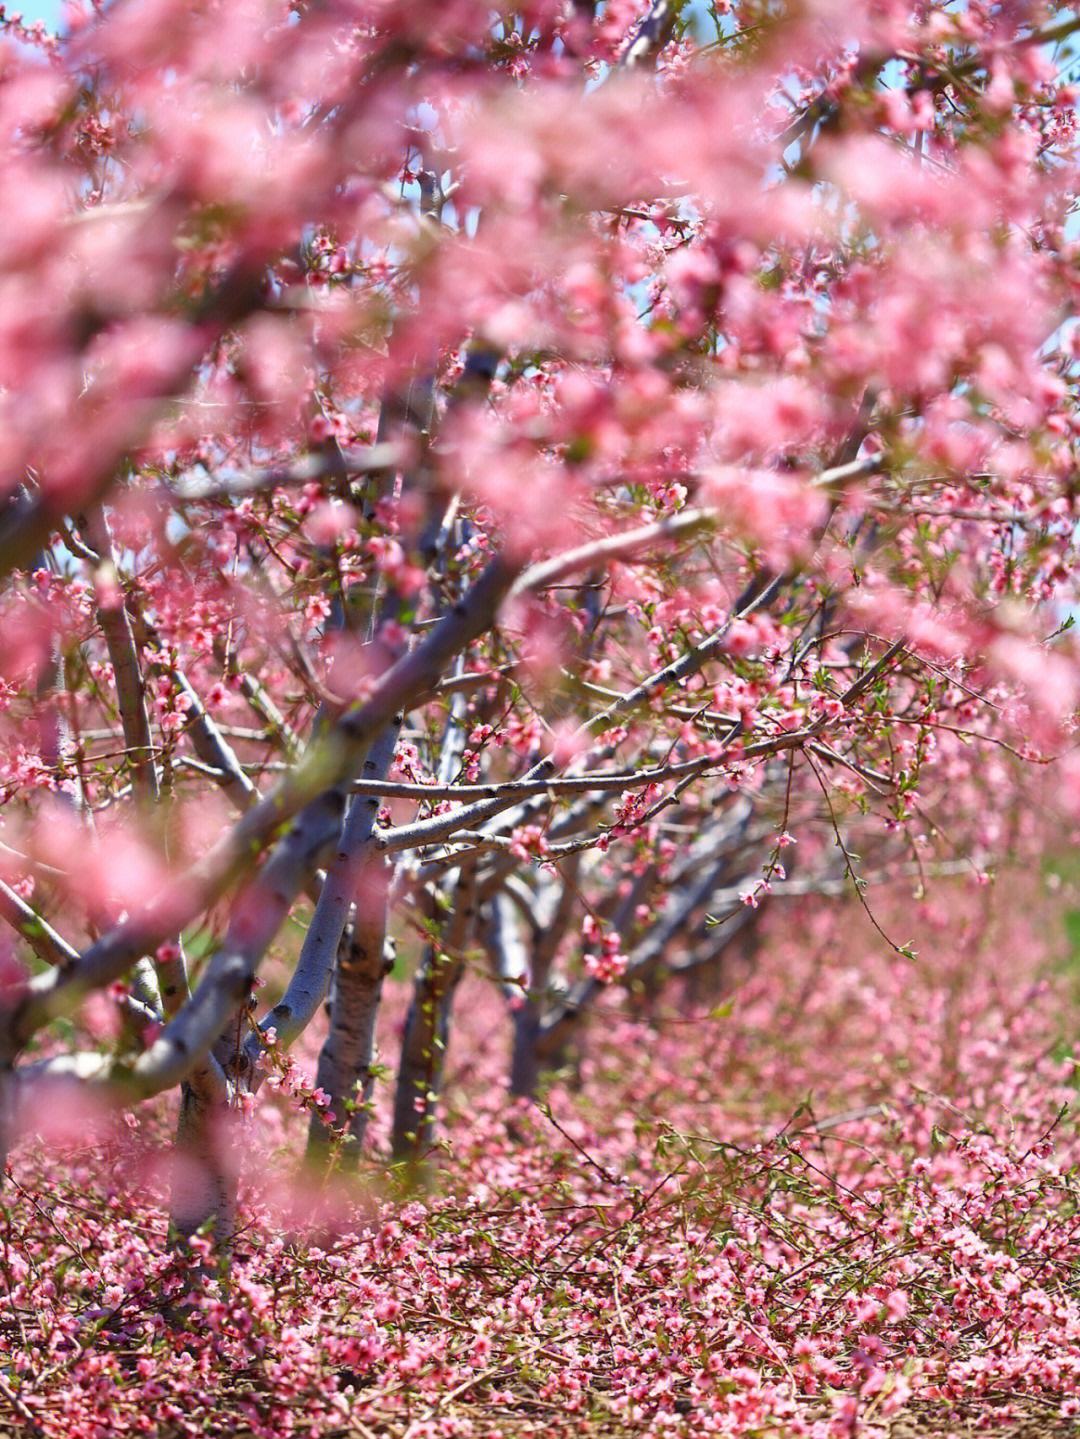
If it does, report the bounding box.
[0,0,1078,1246]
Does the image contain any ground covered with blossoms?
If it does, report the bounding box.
[3,878,1080,1439]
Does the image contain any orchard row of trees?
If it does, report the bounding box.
[0,0,1078,1242]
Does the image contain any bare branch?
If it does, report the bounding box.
[0,881,80,971]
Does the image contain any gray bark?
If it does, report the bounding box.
[390,862,477,1175]
[158,785,346,1238]
[303,720,403,1161]
[170,1060,236,1244]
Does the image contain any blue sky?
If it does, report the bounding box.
[17,0,61,25]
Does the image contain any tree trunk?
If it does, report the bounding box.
[390,862,476,1177]
[170,1061,235,1244]
[306,848,393,1162]
[0,1062,15,1178]
[509,1004,543,1099]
